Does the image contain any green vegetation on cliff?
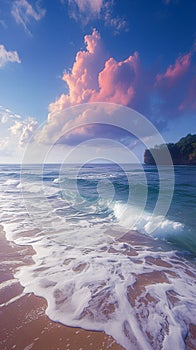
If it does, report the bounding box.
[144,134,196,165]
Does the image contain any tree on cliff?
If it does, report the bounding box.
[144,134,196,165]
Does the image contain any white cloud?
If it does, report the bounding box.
[0,105,40,162]
[0,106,21,124]
[11,0,45,35]
[10,117,39,146]
[0,44,21,68]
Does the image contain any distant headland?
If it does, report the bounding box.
[144,133,196,165]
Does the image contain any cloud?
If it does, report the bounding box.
[11,0,45,35]
[38,103,128,145]
[37,97,162,155]
[50,30,196,121]
[0,106,21,124]
[155,48,195,117]
[56,123,136,147]
[10,117,39,146]
[103,1,129,34]
[67,0,104,24]
[89,54,140,105]
[0,44,21,68]
[156,52,191,87]
[0,104,40,161]
[49,29,145,115]
[67,0,128,33]
[42,30,196,147]
[68,0,103,16]
[49,29,109,114]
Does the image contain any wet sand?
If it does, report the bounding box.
[0,226,124,350]
[0,225,195,350]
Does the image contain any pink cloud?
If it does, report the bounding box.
[49,29,108,114]
[48,29,195,137]
[49,29,142,115]
[156,52,191,87]
[155,48,195,117]
[90,54,139,105]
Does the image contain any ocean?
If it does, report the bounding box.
[0,163,195,350]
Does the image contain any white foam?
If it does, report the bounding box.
[12,222,196,350]
[4,179,20,186]
[113,202,184,237]
[0,293,24,308]
[53,177,62,184]
[0,279,18,290]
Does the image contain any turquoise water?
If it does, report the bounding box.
[2,163,194,254]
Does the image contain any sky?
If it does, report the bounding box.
[0,0,195,163]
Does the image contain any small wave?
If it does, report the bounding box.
[5,179,20,186]
[53,177,64,184]
[0,293,24,308]
[0,279,18,290]
[113,202,184,239]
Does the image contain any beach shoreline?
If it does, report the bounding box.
[0,225,124,350]
[0,222,196,350]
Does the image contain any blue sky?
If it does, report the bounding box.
[0,0,195,163]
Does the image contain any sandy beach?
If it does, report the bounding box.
[0,226,124,350]
[0,222,195,350]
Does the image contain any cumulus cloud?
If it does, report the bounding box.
[49,29,144,115]
[42,30,196,147]
[49,29,109,114]
[0,44,21,68]
[37,98,163,160]
[11,0,45,35]
[10,117,39,146]
[0,106,38,160]
[90,54,139,105]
